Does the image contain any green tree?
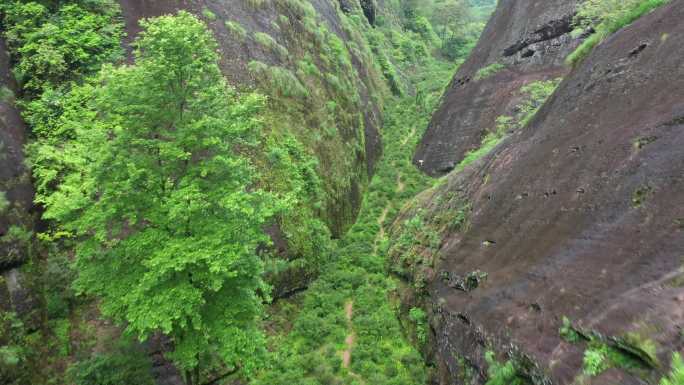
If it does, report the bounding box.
[40,12,276,384]
[431,0,470,42]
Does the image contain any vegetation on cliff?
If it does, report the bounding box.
[567,0,671,65]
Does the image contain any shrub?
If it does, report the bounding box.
[583,344,610,376]
[517,78,562,127]
[248,0,268,9]
[408,307,428,344]
[254,32,289,60]
[249,61,309,98]
[254,31,277,48]
[559,316,581,343]
[484,351,524,385]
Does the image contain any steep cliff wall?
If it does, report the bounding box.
[392,2,684,384]
[414,0,581,176]
[0,37,39,328]
[118,0,385,237]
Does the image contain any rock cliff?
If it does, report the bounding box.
[414,0,581,176]
[396,1,684,384]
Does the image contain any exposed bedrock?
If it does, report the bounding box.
[414,0,581,176]
[395,2,684,384]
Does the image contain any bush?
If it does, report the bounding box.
[484,351,524,385]
[408,307,427,344]
[583,344,610,376]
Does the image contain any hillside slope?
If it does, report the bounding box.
[392,2,684,384]
[413,0,580,176]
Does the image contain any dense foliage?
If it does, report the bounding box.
[398,0,491,60]
[38,12,278,384]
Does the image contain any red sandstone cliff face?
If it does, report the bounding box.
[414,0,581,176]
[394,2,684,384]
[0,37,40,329]
[0,38,32,271]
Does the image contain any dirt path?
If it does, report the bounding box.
[344,122,416,377]
[401,126,416,146]
[373,169,407,253]
[342,301,354,368]
[374,206,390,253]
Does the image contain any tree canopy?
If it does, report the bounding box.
[39,11,277,383]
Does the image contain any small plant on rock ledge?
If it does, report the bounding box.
[484,351,525,385]
[660,353,684,385]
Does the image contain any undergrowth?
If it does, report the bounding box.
[252,46,455,385]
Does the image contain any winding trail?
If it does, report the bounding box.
[373,171,406,253]
[341,108,422,381]
[342,301,355,368]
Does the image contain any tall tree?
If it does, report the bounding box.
[431,0,470,44]
[40,11,276,384]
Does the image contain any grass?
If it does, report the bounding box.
[0,191,9,214]
[660,353,684,385]
[567,0,671,66]
[474,62,504,80]
[247,0,268,9]
[452,78,561,174]
[225,20,247,41]
[455,130,506,172]
[0,86,14,102]
[201,7,217,21]
[559,316,582,343]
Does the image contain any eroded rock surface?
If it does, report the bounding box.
[0,37,33,271]
[396,2,684,384]
[414,0,580,176]
[0,38,39,328]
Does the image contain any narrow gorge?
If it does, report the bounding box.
[0,1,682,385]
